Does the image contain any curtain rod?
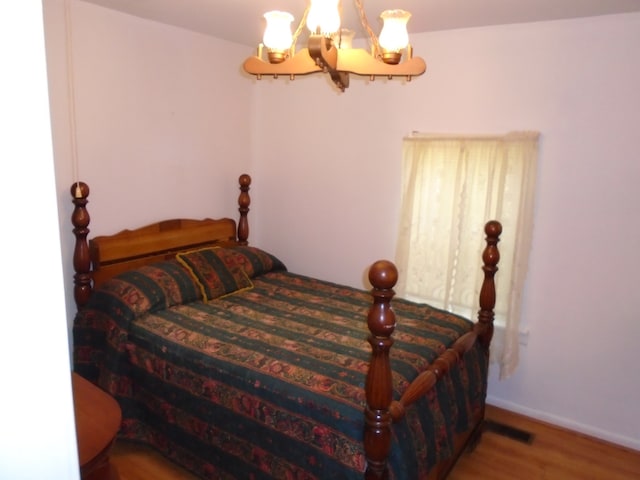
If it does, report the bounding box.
[405,131,540,141]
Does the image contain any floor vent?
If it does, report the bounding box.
[484,420,535,445]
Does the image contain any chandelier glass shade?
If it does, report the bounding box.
[262,11,295,55]
[242,0,427,92]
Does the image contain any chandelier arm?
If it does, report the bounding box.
[330,70,349,92]
[308,34,349,91]
[354,0,381,58]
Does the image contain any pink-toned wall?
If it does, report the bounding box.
[46,1,640,454]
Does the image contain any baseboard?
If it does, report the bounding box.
[486,395,640,452]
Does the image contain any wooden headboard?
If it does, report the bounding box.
[71,174,252,308]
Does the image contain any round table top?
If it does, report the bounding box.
[72,373,122,466]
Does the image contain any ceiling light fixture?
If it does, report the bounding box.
[242,0,426,92]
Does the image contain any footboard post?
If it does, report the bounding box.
[477,221,502,348]
[364,260,398,480]
[237,174,251,245]
[71,182,92,309]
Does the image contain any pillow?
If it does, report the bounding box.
[88,259,202,318]
[211,246,287,278]
[176,248,253,301]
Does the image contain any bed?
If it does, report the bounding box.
[71,174,502,479]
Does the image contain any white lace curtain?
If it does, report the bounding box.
[395,132,539,379]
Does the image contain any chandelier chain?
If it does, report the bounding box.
[354,0,381,58]
[292,6,310,47]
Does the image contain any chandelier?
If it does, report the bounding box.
[242,0,427,92]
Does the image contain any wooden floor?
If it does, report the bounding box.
[111,405,640,479]
[449,406,640,480]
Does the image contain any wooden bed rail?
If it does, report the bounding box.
[364,220,502,479]
[71,174,253,309]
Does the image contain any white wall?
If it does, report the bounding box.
[251,14,640,450]
[0,2,79,478]
[44,0,254,333]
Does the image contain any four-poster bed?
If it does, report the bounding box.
[71,174,501,479]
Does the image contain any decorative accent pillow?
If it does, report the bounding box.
[176,248,253,301]
[211,246,287,278]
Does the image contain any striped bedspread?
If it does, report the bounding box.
[74,255,487,479]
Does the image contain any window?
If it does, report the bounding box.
[395,132,539,379]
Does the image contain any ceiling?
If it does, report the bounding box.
[80,0,640,47]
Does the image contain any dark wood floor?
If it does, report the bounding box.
[111,405,640,479]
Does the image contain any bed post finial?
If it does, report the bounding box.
[237,174,251,245]
[477,220,501,348]
[364,260,397,480]
[71,182,92,309]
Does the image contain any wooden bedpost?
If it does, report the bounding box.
[237,174,251,245]
[476,220,502,348]
[364,260,398,480]
[71,182,92,309]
